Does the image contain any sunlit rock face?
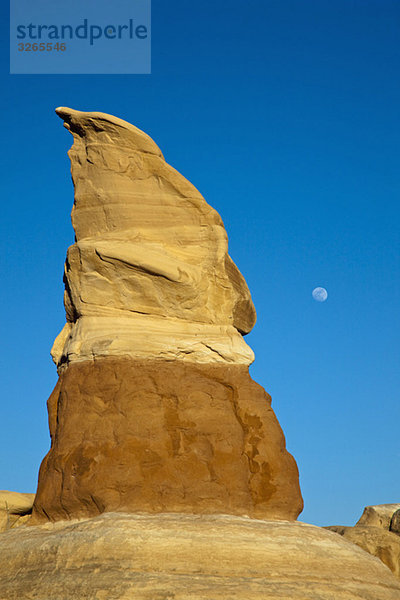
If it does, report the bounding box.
[327,504,400,580]
[0,491,34,531]
[51,107,256,368]
[33,358,302,522]
[3,514,400,600]
[32,108,303,523]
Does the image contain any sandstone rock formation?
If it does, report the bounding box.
[2,109,399,600]
[33,359,301,522]
[1,513,400,600]
[31,107,303,523]
[51,107,256,367]
[0,491,34,532]
[356,503,400,530]
[327,504,400,579]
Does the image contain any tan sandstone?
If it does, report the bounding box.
[52,107,257,368]
[356,503,400,529]
[391,509,400,535]
[327,504,400,580]
[1,513,400,600]
[0,491,34,532]
[31,108,303,524]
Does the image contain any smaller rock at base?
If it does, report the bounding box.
[0,491,35,532]
[0,491,35,515]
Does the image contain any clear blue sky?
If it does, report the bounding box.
[1,0,399,527]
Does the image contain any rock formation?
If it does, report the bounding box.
[2,109,399,600]
[357,503,400,530]
[2,513,400,600]
[31,107,303,523]
[0,491,34,532]
[51,107,256,367]
[391,508,400,535]
[327,504,400,579]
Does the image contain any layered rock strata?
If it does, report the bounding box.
[32,107,303,523]
[51,107,256,367]
[2,513,400,600]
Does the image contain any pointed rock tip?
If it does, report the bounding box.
[55,106,74,119]
[54,106,163,157]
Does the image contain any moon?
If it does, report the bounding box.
[312,287,328,302]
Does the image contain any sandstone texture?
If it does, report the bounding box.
[327,504,400,579]
[52,107,256,368]
[31,107,303,524]
[0,491,34,532]
[391,509,400,535]
[2,513,400,600]
[32,358,302,523]
[356,503,400,529]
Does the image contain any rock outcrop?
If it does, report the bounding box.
[327,504,400,579]
[51,107,256,367]
[0,491,34,532]
[33,359,300,522]
[2,109,399,600]
[391,509,400,535]
[31,107,303,523]
[356,503,400,530]
[2,513,400,600]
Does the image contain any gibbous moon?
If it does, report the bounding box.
[312,287,328,302]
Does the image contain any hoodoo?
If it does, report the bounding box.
[2,108,400,600]
[32,108,303,523]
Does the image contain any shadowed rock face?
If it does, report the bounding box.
[32,108,303,523]
[32,358,303,522]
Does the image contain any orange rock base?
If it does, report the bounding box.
[32,358,303,523]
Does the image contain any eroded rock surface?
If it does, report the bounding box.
[391,509,400,535]
[327,504,400,579]
[356,503,400,529]
[0,491,34,532]
[32,358,302,523]
[1,513,400,600]
[52,107,256,368]
[32,107,303,524]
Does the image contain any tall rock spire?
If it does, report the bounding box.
[31,108,303,523]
